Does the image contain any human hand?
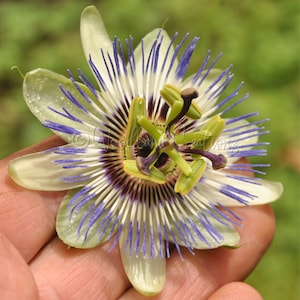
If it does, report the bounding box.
[0,136,275,300]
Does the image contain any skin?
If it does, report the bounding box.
[0,136,275,300]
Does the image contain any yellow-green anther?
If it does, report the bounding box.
[174,129,212,145]
[123,160,166,184]
[196,115,225,150]
[125,97,145,145]
[166,101,183,128]
[175,158,206,195]
[187,101,202,120]
[160,84,181,106]
[137,116,161,140]
[160,84,202,119]
[166,148,192,176]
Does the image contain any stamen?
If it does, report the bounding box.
[125,97,145,146]
[194,115,225,150]
[175,158,206,195]
[137,116,161,141]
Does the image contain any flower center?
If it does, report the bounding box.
[123,84,227,195]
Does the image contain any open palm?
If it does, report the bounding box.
[0,136,274,300]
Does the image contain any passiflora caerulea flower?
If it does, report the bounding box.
[9,6,283,296]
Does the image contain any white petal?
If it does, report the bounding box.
[133,28,177,98]
[228,178,283,206]
[8,148,88,191]
[182,68,226,115]
[248,179,283,205]
[119,232,166,296]
[23,68,104,143]
[203,170,283,206]
[193,219,240,249]
[211,119,260,163]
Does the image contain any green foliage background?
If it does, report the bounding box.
[0,0,299,299]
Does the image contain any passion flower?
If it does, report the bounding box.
[8,6,283,296]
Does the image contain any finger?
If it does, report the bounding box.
[0,234,39,300]
[119,204,275,300]
[208,282,263,300]
[189,205,276,285]
[30,237,129,300]
[7,135,65,160]
[0,136,65,262]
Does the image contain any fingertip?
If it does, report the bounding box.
[0,234,39,300]
[237,204,276,253]
[208,282,263,300]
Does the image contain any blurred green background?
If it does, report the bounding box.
[0,0,299,298]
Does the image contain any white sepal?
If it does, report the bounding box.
[23,68,105,143]
[80,6,112,88]
[56,189,117,249]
